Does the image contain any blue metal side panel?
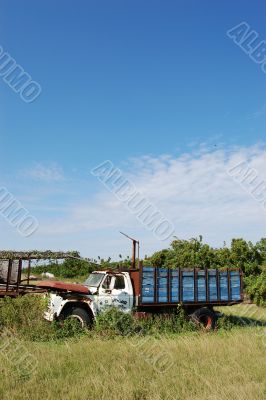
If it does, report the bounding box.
[197,271,206,302]
[182,271,194,302]
[208,270,218,301]
[219,271,229,301]
[140,267,242,304]
[141,267,155,303]
[170,270,179,302]
[230,271,241,301]
[157,268,168,303]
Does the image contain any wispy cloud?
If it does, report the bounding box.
[36,144,266,254]
[2,145,266,258]
[22,162,65,182]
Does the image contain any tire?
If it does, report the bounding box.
[190,308,216,331]
[62,307,93,329]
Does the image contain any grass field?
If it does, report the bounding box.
[0,304,265,400]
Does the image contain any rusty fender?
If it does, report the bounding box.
[44,292,96,322]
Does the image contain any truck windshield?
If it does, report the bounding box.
[84,273,104,288]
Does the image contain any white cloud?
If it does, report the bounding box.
[1,145,266,258]
[23,162,65,182]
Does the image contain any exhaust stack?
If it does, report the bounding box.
[120,232,140,270]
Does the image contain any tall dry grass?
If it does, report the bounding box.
[0,305,265,400]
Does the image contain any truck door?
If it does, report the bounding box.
[97,274,113,312]
[97,274,131,313]
[110,275,131,312]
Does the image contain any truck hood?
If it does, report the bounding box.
[39,281,90,295]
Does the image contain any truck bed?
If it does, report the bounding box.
[134,266,243,307]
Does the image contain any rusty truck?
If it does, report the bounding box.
[43,265,243,330]
[0,245,243,330]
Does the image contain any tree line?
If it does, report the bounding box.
[32,236,266,306]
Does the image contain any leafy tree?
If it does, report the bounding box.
[255,238,266,263]
[149,249,172,268]
[245,269,266,307]
[147,236,264,275]
[230,239,261,275]
[33,256,96,278]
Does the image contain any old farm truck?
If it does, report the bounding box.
[0,245,243,330]
[43,265,243,330]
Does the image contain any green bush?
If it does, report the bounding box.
[95,308,136,337]
[134,309,196,335]
[51,318,87,340]
[244,269,266,307]
[95,307,196,337]
[0,295,53,341]
[0,295,86,341]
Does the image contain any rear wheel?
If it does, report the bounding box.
[190,308,216,331]
[61,307,92,329]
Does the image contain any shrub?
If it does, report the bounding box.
[244,269,266,307]
[95,307,196,337]
[0,295,86,341]
[0,295,53,341]
[95,308,136,337]
[51,318,87,340]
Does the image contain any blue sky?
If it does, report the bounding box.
[1,1,266,259]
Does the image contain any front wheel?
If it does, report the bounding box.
[190,308,216,331]
[61,307,93,329]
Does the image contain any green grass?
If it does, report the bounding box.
[0,304,265,400]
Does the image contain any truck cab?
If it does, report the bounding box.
[84,271,133,313]
[45,271,134,327]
